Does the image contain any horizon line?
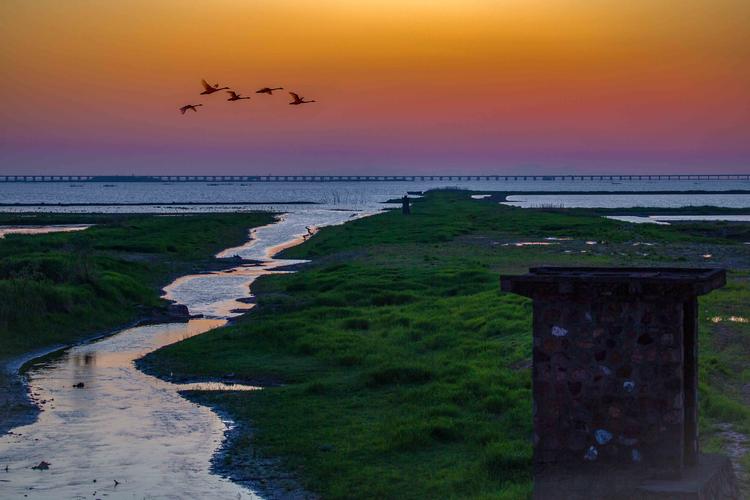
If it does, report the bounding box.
[2,173,750,182]
[2,172,750,176]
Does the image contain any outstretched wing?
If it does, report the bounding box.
[201,79,213,91]
[227,91,239,99]
[179,106,188,114]
[289,92,301,101]
[189,106,198,112]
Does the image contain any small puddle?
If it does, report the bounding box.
[606,214,750,225]
[651,215,750,222]
[604,216,670,225]
[0,224,92,238]
[501,241,557,247]
[176,382,261,392]
[710,316,749,324]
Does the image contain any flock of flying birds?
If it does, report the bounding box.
[179,79,316,114]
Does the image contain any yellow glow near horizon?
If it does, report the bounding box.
[1,0,748,173]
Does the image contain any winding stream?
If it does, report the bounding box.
[0,209,362,499]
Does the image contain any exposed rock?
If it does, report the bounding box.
[166,304,190,319]
[229,308,254,314]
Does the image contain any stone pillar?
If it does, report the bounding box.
[500,267,729,496]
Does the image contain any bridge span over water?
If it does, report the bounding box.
[1,174,749,183]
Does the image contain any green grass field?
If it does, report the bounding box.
[142,191,750,498]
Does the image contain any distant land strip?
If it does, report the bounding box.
[386,190,750,204]
[494,190,750,199]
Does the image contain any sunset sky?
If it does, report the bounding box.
[1,0,749,175]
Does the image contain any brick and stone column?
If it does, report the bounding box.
[501,267,726,483]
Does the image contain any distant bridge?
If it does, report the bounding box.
[0,174,749,183]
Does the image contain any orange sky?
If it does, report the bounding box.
[1,0,749,174]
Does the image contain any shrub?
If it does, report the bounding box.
[343,318,370,330]
[482,440,531,479]
[371,292,416,306]
[365,364,433,387]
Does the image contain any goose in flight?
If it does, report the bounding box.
[179,104,203,114]
[256,87,283,95]
[289,92,316,105]
[227,91,250,101]
[200,79,229,95]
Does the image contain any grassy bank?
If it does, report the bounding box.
[142,192,750,498]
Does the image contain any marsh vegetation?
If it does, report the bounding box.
[142,191,750,498]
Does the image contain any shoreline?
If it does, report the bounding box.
[0,213,276,437]
[181,391,316,500]
[134,225,321,498]
[0,302,199,436]
[1,316,162,435]
[0,251,266,436]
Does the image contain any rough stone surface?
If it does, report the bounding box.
[532,296,686,473]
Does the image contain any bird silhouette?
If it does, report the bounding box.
[226,91,250,101]
[289,92,316,105]
[179,104,203,114]
[256,87,283,95]
[200,79,229,95]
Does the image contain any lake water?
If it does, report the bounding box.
[0,179,749,212]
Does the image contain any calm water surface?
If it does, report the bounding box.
[605,215,750,225]
[0,209,361,499]
[1,179,749,212]
[503,193,750,209]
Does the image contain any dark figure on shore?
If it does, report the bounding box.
[402,195,410,215]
